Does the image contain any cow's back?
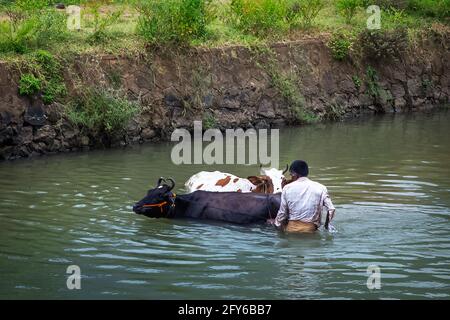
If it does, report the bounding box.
[185,171,255,193]
[178,191,281,224]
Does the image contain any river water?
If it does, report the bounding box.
[0,110,449,299]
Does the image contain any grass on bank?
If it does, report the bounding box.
[0,0,448,133]
[0,0,448,61]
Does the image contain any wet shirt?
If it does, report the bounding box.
[275,177,335,228]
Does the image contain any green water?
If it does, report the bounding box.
[0,110,449,299]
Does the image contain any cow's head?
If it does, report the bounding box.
[247,175,274,193]
[260,164,288,193]
[133,178,176,218]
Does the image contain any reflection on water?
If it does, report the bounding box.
[0,110,449,299]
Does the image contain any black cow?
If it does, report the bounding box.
[133,178,281,224]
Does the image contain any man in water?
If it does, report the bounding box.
[269,160,336,233]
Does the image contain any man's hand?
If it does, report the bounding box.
[266,219,275,226]
[324,210,335,230]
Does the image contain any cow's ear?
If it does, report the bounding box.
[247,176,261,185]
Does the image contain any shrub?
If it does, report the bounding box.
[328,31,353,60]
[336,0,362,24]
[34,8,68,47]
[0,7,37,53]
[0,5,68,53]
[19,73,42,95]
[17,50,66,103]
[14,0,49,11]
[360,0,408,9]
[285,0,301,26]
[296,0,325,28]
[366,66,380,99]
[230,0,288,37]
[68,88,139,133]
[358,27,409,61]
[386,6,407,25]
[86,3,123,44]
[136,0,209,45]
[407,0,450,18]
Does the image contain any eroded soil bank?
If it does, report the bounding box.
[0,34,449,160]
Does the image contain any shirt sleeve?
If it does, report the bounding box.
[322,188,335,211]
[275,189,289,227]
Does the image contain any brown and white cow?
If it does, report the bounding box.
[184,166,288,194]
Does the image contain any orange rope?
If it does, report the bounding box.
[142,194,177,214]
[143,201,168,213]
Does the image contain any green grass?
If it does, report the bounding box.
[67,87,139,133]
[16,49,67,104]
[19,73,42,95]
[0,0,446,60]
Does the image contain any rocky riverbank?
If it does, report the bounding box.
[1,32,449,161]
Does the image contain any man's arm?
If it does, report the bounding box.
[322,188,335,229]
[274,190,289,228]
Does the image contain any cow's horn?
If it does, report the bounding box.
[166,178,175,191]
[157,177,166,186]
[282,164,289,174]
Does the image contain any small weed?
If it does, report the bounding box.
[352,75,362,89]
[336,0,362,24]
[203,113,217,129]
[86,3,123,44]
[296,0,325,28]
[324,103,346,120]
[67,88,139,133]
[366,66,380,99]
[422,78,433,94]
[328,30,353,60]
[19,73,41,95]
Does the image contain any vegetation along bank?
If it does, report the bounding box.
[0,0,449,160]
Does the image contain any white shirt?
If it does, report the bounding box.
[275,177,335,228]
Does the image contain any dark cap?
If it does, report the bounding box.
[289,160,309,177]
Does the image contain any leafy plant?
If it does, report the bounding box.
[352,75,362,89]
[17,50,66,103]
[86,3,123,44]
[230,0,288,37]
[336,0,362,24]
[328,31,353,60]
[385,6,407,27]
[366,66,380,99]
[407,0,450,19]
[34,7,69,47]
[14,0,49,12]
[203,113,217,129]
[324,103,346,120]
[67,88,139,133]
[19,73,42,95]
[0,7,37,53]
[136,0,209,45]
[0,4,68,53]
[358,27,409,61]
[296,0,325,28]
